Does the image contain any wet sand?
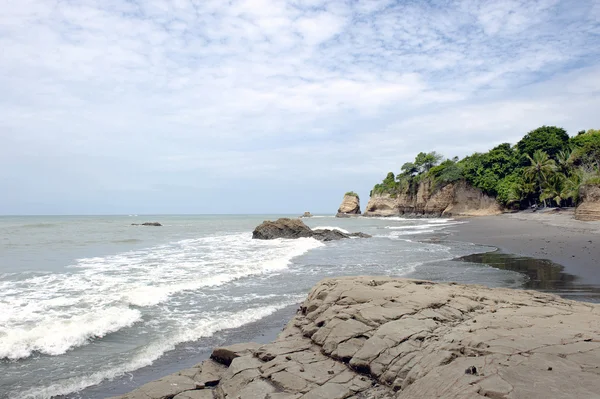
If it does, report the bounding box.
[448,209,600,286]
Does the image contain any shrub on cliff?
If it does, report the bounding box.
[570,129,600,169]
[344,191,359,198]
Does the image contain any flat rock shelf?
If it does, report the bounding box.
[110,277,600,399]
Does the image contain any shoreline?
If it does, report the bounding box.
[447,209,600,286]
[68,305,298,399]
[62,211,600,398]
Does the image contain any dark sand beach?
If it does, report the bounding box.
[448,209,600,285]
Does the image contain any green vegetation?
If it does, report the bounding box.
[344,191,359,198]
[371,126,600,209]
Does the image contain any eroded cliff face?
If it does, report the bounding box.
[365,180,501,217]
[575,184,600,221]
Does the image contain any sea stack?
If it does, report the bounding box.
[336,192,361,217]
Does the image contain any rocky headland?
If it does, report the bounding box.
[575,184,600,221]
[337,193,361,217]
[252,218,371,242]
[365,180,501,217]
[111,277,600,399]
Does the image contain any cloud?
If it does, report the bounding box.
[0,0,599,214]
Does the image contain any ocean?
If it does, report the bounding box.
[0,215,527,399]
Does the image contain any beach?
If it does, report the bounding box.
[449,209,600,285]
[2,212,600,398]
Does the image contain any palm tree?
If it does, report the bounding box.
[524,150,556,207]
[555,150,572,177]
[541,174,565,207]
[561,170,583,206]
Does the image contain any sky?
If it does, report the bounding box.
[1,0,599,215]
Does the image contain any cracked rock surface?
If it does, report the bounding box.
[110,277,600,399]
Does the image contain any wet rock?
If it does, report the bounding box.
[131,222,162,226]
[252,218,370,242]
[252,218,313,240]
[108,375,198,399]
[211,342,261,366]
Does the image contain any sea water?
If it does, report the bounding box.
[0,215,525,399]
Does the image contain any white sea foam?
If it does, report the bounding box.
[14,301,299,399]
[0,307,142,360]
[312,226,350,234]
[0,233,323,361]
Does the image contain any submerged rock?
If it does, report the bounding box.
[131,222,163,226]
[110,277,600,399]
[252,218,371,242]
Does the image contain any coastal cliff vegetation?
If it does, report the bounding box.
[371,126,600,209]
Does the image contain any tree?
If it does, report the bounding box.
[570,129,600,168]
[555,150,572,176]
[414,151,443,173]
[524,150,556,207]
[459,143,520,196]
[399,162,418,177]
[516,126,569,160]
[541,174,566,207]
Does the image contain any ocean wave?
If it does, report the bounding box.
[0,307,142,360]
[0,233,323,361]
[13,301,298,399]
[312,226,350,234]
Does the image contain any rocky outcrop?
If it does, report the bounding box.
[111,277,600,399]
[337,194,361,217]
[300,212,313,218]
[365,180,502,217]
[252,218,371,242]
[576,184,600,221]
[131,222,163,226]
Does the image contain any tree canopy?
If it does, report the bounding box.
[516,125,569,160]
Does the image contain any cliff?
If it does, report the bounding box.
[575,184,600,221]
[111,277,600,399]
[365,180,501,217]
[337,193,361,216]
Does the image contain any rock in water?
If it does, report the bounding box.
[337,192,361,217]
[252,218,371,241]
[252,218,313,240]
[131,222,162,226]
[300,211,313,218]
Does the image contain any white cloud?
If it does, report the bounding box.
[0,0,599,213]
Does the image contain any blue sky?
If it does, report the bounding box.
[1,0,599,214]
